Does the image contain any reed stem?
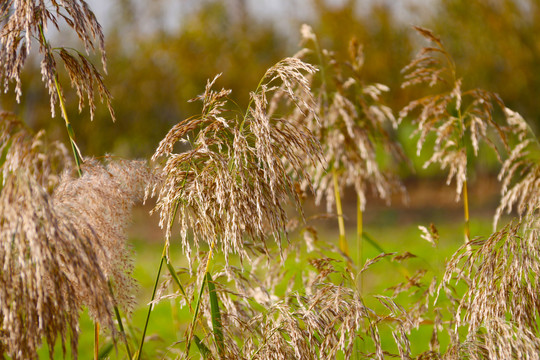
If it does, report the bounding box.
[463,179,471,243]
[135,246,166,360]
[93,322,99,360]
[357,194,363,291]
[333,169,349,256]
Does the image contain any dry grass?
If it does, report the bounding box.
[0,171,114,360]
[440,216,540,359]
[53,157,156,315]
[284,24,406,212]
[0,112,72,191]
[0,0,113,120]
[1,4,540,358]
[399,27,511,201]
[150,59,321,268]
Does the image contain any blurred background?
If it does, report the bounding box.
[2,0,538,162]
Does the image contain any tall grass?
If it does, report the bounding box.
[0,2,539,359]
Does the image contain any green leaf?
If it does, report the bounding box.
[194,335,212,359]
[185,272,207,355]
[207,272,225,357]
[97,342,114,360]
[165,260,188,298]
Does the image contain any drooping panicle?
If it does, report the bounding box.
[151,59,322,268]
[400,26,511,201]
[0,171,115,360]
[53,157,157,314]
[0,0,114,120]
[278,24,406,212]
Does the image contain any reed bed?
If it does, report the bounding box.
[0,2,539,359]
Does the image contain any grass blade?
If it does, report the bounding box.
[165,260,188,298]
[362,232,387,255]
[206,272,224,357]
[185,272,208,356]
[97,342,114,360]
[136,253,165,360]
[194,335,212,359]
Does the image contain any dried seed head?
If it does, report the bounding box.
[441,218,540,358]
[53,157,156,314]
[401,27,510,201]
[0,112,72,191]
[282,29,405,212]
[0,171,114,360]
[152,60,321,269]
[0,1,113,120]
[495,110,540,228]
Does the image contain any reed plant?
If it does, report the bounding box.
[275,24,406,274]
[1,1,540,358]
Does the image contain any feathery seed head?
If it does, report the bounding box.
[441,218,540,358]
[52,157,155,314]
[152,59,321,269]
[0,171,114,359]
[0,112,72,191]
[289,28,406,211]
[0,0,114,120]
[401,27,512,201]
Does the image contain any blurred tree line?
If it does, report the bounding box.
[2,0,539,160]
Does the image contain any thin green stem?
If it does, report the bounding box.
[333,169,349,257]
[357,194,363,292]
[53,75,83,177]
[38,22,83,176]
[463,179,471,243]
[94,322,99,360]
[109,285,133,360]
[135,248,166,360]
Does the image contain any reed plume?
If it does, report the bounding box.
[292,24,406,213]
[400,27,510,201]
[0,171,114,360]
[53,157,156,314]
[0,0,113,120]
[0,112,72,191]
[440,217,540,359]
[151,58,321,268]
[495,107,540,228]
[400,26,517,244]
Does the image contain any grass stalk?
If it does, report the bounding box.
[333,169,349,257]
[185,270,208,356]
[463,179,471,243]
[53,75,83,177]
[94,322,99,360]
[135,247,166,360]
[357,194,363,291]
[38,22,83,177]
[184,241,216,357]
[112,302,132,359]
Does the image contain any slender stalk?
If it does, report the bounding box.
[37,23,83,176]
[135,247,166,360]
[463,179,471,243]
[53,75,83,177]
[357,194,363,291]
[333,169,349,256]
[93,322,99,360]
[110,288,133,360]
[184,241,216,357]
